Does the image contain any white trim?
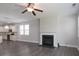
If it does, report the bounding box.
[12,39,38,44]
[59,43,78,48]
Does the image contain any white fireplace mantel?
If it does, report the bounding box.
[39,32,58,47]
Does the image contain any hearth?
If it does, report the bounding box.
[42,35,54,47]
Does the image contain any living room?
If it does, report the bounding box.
[0,2,79,56]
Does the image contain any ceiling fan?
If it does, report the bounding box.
[22,3,43,16]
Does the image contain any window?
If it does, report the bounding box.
[20,25,24,35]
[19,24,29,35]
[25,25,29,35]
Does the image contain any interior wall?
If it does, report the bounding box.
[56,15,78,47]
[40,14,78,48]
[40,16,58,47]
[11,19,40,43]
[78,16,79,49]
[40,16,57,32]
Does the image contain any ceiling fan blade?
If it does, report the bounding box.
[34,8,43,12]
[32,11,36,16]
[27,3,31,7]
[22,9,27,14]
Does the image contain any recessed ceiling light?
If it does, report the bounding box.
[4,25,9,29]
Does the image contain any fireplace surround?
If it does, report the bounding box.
[39,32,58,47]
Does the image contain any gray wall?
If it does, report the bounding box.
[56,15,78,47]
[40,14,78,48]
[40,15,57,32]
[78,16,79,50]
[11,19,40,43]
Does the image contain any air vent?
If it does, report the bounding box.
[72,3,76,6]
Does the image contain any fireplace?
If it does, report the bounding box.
[42,35,54,47]
[40,32,58,47]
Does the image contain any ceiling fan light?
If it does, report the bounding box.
[27,8,33,12]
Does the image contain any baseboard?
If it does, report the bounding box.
[59,43,78,48]
[12,39,38,44]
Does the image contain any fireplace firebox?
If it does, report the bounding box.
[42,35,54,47]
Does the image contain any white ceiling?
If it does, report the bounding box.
[0,3,79,24]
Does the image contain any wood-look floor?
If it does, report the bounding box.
[0,40,79,56]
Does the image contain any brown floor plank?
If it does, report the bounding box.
[0,40,79,56]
